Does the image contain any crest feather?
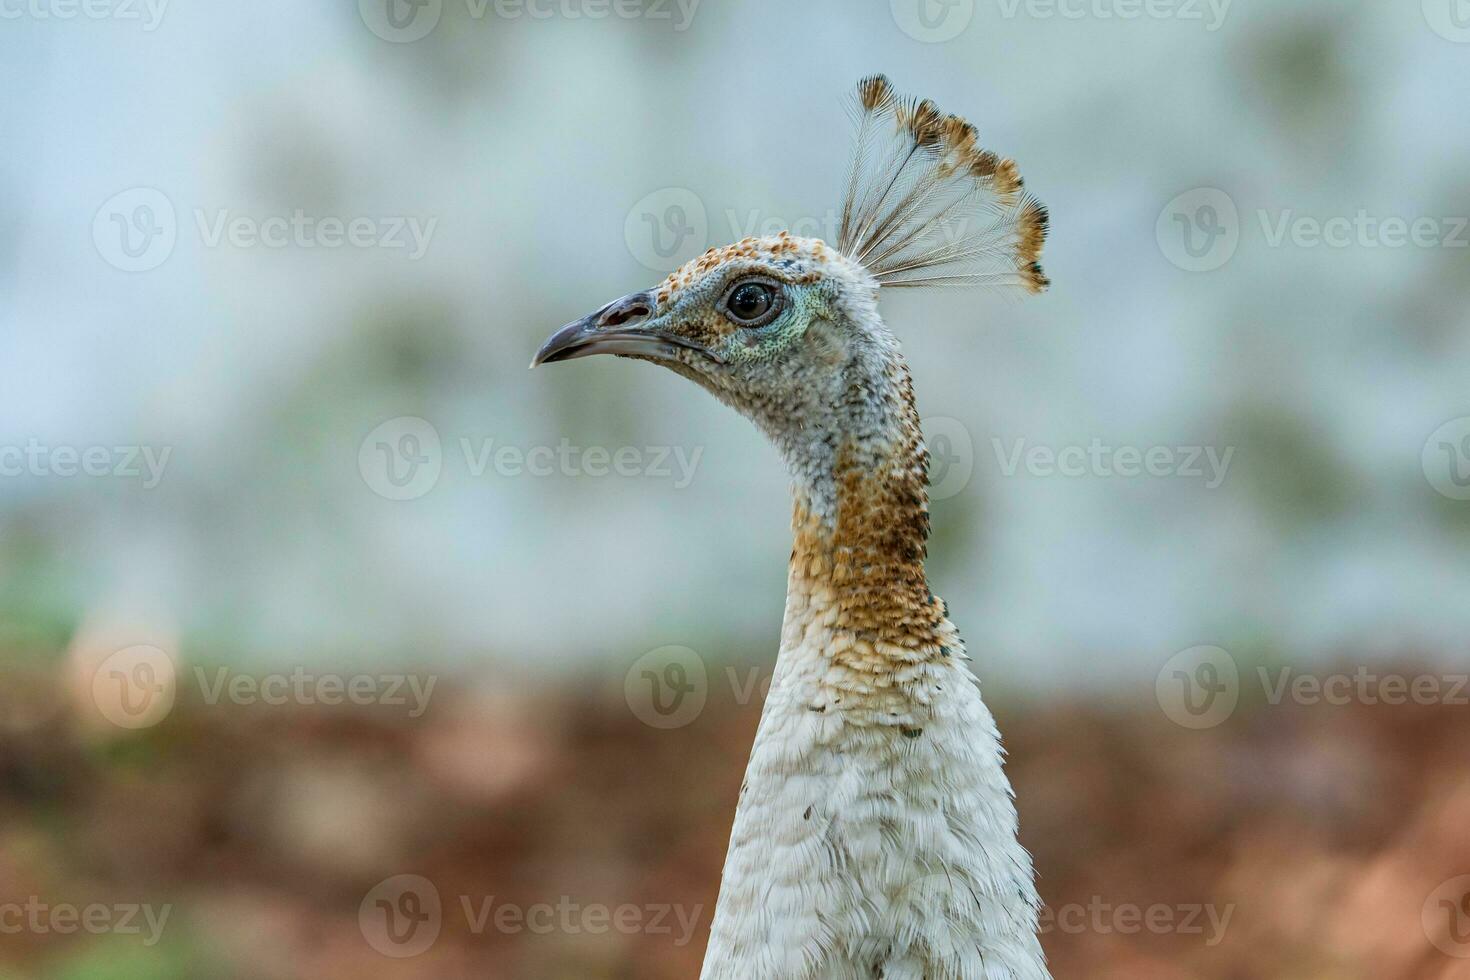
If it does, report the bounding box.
[836,74,1049,294]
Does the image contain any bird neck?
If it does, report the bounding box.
[703,333,1048,980]
[781,352,948,659]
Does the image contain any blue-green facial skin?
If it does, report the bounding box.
[648,262,838,371]
[715,282,832,366]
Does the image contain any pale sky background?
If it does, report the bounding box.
[2,0,1468,688]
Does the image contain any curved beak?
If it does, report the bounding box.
[531,291,722,368]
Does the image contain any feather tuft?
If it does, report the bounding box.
[836,76,1049,294]
[856,73,896,113]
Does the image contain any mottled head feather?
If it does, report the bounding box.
[837,74,1049,294]
[654,230,844,314]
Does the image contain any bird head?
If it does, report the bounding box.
[532,233,888,446]
[533,74,1048,493]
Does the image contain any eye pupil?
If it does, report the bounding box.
[728,283,774,323]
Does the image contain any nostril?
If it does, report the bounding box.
[598,298,652,328]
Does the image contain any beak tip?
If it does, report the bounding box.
[532,319,589,370]
[533,292,711,369]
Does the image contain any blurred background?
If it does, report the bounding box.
[3,0,1470,977]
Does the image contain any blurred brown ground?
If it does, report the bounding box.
[2,658,1470,980]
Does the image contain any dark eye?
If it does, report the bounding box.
[724,281,781,326]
